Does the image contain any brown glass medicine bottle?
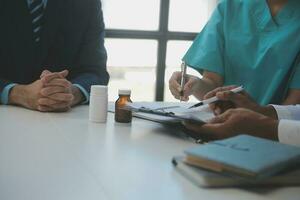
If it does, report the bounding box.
[115,89,132,123]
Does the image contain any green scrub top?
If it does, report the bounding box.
[183,0,300,105]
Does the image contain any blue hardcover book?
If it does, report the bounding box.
[184,135,300,179]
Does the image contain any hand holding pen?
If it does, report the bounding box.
[169,62,201,101]
[200,85,262,115]
[189,86,244,109]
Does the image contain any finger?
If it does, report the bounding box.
[47,93,74,102]
[169,71,182,82]
[173,95,180,100]
[169,86,182,98]
[184,121,223,140]
[169,83,182,99]
[38,104,70,112]
[204,85,238,100]
[44,79,72,88]
[183,79,196,98]
[169,72,182,97]
[181,96,189,101]
[49,102,71,110]
[196,124,225,140]
[216,91,245,105]
[221,101,236,113]
[41,70,69,83]
[38,97,61,106]
[40,70,52,78]
[214,107,222,115]
[209,103,216,114]
[183,121,205,132]
[209,115,226,124]
[213,101,234,115]
[59,70,69,77]
[41,72,64,83]
[206,86,238,114]
[216,91,234,100]
[209,109,235,123]
[211,102,223,115]
[38,105,51,112]
[40,86,70,96]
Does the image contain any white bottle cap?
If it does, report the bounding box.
[91,85,108,96]
[118,89,131,96]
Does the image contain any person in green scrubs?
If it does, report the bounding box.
[169,0,300,106]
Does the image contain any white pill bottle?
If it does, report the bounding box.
[89,85,108,123]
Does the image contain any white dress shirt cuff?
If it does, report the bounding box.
[1,83,17,105]
[271,105,293,120]
[278,120,300,146]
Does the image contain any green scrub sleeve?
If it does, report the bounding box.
[289,62,300,89]
[182,1,225,77]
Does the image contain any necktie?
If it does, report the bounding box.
[29,0,44,43]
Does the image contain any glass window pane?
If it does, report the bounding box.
[168,0,217,32]
[106,39,158,101]
[102,0,160,31]
[106,39,157,67]
[164,40,202,102]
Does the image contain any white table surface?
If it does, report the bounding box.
[0,105,299,200]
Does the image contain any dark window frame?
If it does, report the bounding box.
[105,0,197,101]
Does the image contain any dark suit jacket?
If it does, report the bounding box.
[0,0,109,97]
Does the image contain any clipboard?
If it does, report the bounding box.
[129,106,206,124]
[125,102,214,125]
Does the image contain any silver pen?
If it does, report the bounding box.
[188,86,244,109]
[180,61,187,101]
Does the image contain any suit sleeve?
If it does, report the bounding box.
[70,0,109,98]
[0,1,12,103]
